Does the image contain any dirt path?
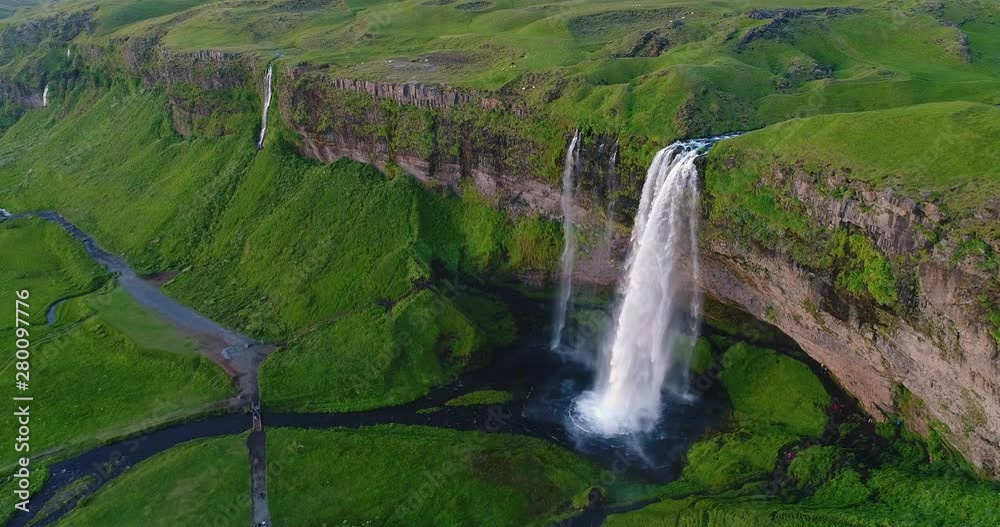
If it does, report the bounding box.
[11,210,275,526]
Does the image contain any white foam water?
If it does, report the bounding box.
[42,84,49,107]
[573,139,712,437]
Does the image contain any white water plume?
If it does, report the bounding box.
[42,84,49,107]
[550,130,581,352]
[256,64,274,150]
[573,139,713,437]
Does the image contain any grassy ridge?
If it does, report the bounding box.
[4,0,998,146]
[267,425,604,526]
[99,0,1000,142]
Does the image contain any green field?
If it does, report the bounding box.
[0,220,233,471]
[58,435,250,527]
[267,425,606,526]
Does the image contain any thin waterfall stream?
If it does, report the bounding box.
[550,130,581,352]
[256,63,274,150]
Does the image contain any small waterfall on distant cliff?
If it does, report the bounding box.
[550,130,581,352]
[256,64,274,150]
[42,84,49,107]
[574,140,711,437]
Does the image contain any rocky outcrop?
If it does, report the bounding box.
[281,69,563,215]
[0,6,96,63]
[117,35,260,137]
[698,165,1000,477]
[738,7,863,49]
[324,77,478,109]
[0,77,43,109]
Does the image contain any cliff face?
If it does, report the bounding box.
[279,70,647,285]
[0,77,43,109]
[118,36,260,137]
[699,165,1000,477]
[281,69,564,215]
[0,6,96,124]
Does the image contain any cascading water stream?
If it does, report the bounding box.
[550,130,581,352]
[574,139,716,437]
[256,64,274,150]
[42,84,49,107]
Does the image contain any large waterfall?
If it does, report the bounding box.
[574,140,710,437]
[550,131,581,351]
[42,84,49,107]
[256,64,274,150]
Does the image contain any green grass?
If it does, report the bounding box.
[659,343,831,493]
[445,389,513,407]
[267,425,605,526]
[0,220,233,471]
[0,80,534,413]
[680,427,797,490]
[58,435,250,527]
[0,288,233,468]
[712,102,1000,241]
[262,291,488,412]
[720,343,830,437]
[0,218,106,322]
[83,285,204,355]
[787,445,845,488]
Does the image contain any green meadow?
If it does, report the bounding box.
[0,220,233,472]
[267,425,605,526]
[58,435,250,527]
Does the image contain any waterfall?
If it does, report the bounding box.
[256,64,274,150]
[550,130,581,352]
[42,84,49,107]
[574,139,712,437]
